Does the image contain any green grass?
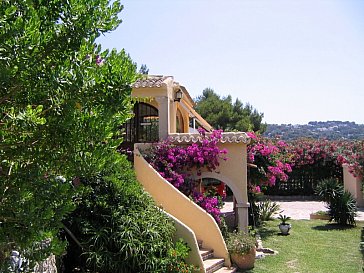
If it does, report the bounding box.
[241,219,363,273]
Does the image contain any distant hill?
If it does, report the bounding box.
[263,121,364,140]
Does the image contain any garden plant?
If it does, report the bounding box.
[143,129,227,223]
[315,178,357,226]
[62,160,183,273]
[0,1,191,272]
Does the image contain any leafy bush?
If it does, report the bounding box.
[328,191,357,226]
[0,0,137,266]
[316,178,357,226]
[62,158,177,273]
[315,178,344,203]
[165,239,199,273]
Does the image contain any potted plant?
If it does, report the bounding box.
[278,214,291,235]
[226,231,256,270]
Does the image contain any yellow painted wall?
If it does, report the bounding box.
[134,144,231,268]
[164,212,204,272]
[132,87,191,135]
[343,165,364,207]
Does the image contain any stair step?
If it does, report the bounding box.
[203,258,224,273]
[214,266,237,273]
[199,248,214,260]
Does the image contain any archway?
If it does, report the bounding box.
[198,172,245,204]
[119,102,159,159]
[195,172,248,231]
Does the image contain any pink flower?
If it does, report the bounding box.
[247,132,258,140]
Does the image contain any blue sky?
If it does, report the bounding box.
[98,0,364,125]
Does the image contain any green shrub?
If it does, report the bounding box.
[328,190,357,226]
[316,178,357,226]
[257,200,280,221]
[62,158,176,273]
[165,239,198,273]
[315,178,344,203]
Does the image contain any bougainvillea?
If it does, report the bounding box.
[143,129,227,223]
[248,134,364,195]
[286,138,364,179]
[334,140,364,179]
[247,132,292,187]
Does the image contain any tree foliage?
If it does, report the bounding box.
[0,0,137,267]
[194,88,266,133]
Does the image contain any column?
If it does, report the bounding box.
[236,202,250,233]
[155,96,170,140]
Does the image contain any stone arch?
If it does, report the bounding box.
[196,172,245,204]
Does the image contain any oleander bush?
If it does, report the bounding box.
[0,0,137,268]
[62,158,177,273]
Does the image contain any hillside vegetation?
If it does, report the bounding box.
[264,121,364,140]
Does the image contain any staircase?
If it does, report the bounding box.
[134,146,234,273]
[198,240,236,273]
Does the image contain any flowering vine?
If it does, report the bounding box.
[248,134,364,193]
[143,129,227,223]
[247,132,292,189]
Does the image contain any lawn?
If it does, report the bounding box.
[243,219,363,273]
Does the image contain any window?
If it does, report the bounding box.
[121,102,159,143]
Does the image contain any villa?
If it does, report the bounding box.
[125,75,252,273]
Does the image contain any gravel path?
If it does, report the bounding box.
[277,200,364,221]
[222,200,364,221]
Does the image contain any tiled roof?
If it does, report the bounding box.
[132,75,172,88]
[168,132,251,144]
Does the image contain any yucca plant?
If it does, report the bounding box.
[257,200,281,221]
[328,190,357,226]
[316,178,357,226]
[315,178,344,203]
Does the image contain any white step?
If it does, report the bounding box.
[214,266,237,273]
[199,248,214,260]
[203,258,224,273]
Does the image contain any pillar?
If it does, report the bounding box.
[155,96,170,140]
[236,202,250,233]
[343,165,364,207]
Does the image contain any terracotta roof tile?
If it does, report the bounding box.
[132,75,172,88]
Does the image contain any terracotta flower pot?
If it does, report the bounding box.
[230,247,256,270]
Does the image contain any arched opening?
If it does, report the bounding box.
[119,103,159,158]
[197,173,247,231]
[176,108,184,133]
[200,177,226,199]
[122,102,159,143]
